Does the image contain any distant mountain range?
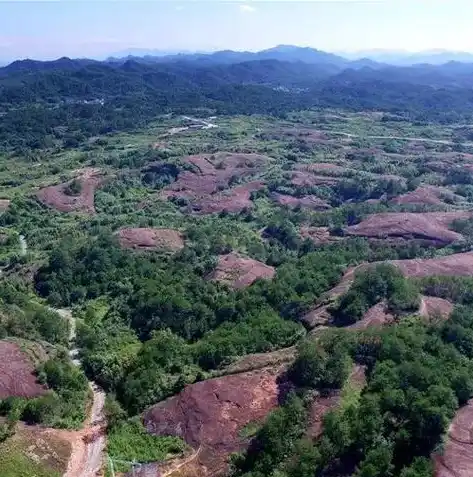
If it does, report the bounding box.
[105,45,473,67]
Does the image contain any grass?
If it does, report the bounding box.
[0,426,69,477]
[107,418,187,472]
[239,420,263,439]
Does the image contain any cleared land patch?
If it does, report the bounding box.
[0,340,46,398]
[36,168,104,214]
[344,211,471,245]
[117,228,185,252]
[207,252,275,289]
[161,153,270,214]
[144,366,286,477]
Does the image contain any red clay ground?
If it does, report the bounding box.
[271,193,331,211]
[207,252,275,289]
[389,252,473,278]
[419,296,453,321]
[390,186,461,206]
[117,228,185,252]
[190,181,264,215]
[289,171,341,187]
[344,211,471,245]
[36,168,104,214]
[306,365,366,439]
[295,163,352,176]
[434,399,473,477]
[0,340,46,398]
[143,366,286,477]
[161,153,269,214]
[347,302,395,331]
[0,199,10,212]
[300,226,342,245]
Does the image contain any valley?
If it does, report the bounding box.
[3,54,473,477]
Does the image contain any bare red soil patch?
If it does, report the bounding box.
[300,226,341,245]
[36,168,104,214]
[144,366,286,477]
[190,181,264,215]
[161,153,269,214]
[0,199,10,212]
[434,399,473,477]
[289,171,341,187]
[271,193,331,211]
[419,296,453,321]
[307,365,366,439]
[390,252,473,278]
[117,228,185,252]
[345,211,471,245]
[348,302,395,331]
[390,186,461,206]
[207,252,275,289]
[0,340,46,398]
[295,162,351,176]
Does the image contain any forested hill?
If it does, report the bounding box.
[3,51,473,149]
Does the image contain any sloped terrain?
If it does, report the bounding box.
[143,366,287,477]
[0,340,46,398]
[345,211,471,245]
[161,153,269,214]
[390,185,462,206]
[434,399,473,477]
[390,252,473,277]
[207,252,275,289]
[36,168,104,214]
[271,193,331,211]
[420,296,453,320]
[117,228,185,252]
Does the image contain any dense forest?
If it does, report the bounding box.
[3,55,473,150]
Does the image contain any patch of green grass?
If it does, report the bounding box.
[107,418,186,472]
[239,420,262,439]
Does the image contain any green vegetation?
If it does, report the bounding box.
[3,55,473,476]
[107,417,186,472]
[334,264,420,326]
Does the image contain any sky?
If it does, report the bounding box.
[2,0,473,61]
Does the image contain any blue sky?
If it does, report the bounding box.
[1,1,473,61]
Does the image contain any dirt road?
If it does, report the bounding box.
[52,308,107,477]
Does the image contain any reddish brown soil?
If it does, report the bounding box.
[300,226,342,245]
[190,181,264,215]
[434,399,473,477]
[143,366,286,477]
[345,211,471,245]
[207,252,275,289]
[0,340,46,398]
[390,252,473,278]
[0,199,10,212]
[301,268,356,329]
[36,168,104,214]
[271,193,331,211]
[295,163,351,176]
[306,365,366,439]
[117,228,185,252]
[348,302,395,330]
[420,296,453,321]
[161,153,269,214]
[390,186,461,206]
[289,171,341,187]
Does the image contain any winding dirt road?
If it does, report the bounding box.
[52,308,107,477]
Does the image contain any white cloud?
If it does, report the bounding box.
[239,4,256,13]
[175,5,184,11]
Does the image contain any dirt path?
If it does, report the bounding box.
[51,308,107,477]
[324,130,473,147]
